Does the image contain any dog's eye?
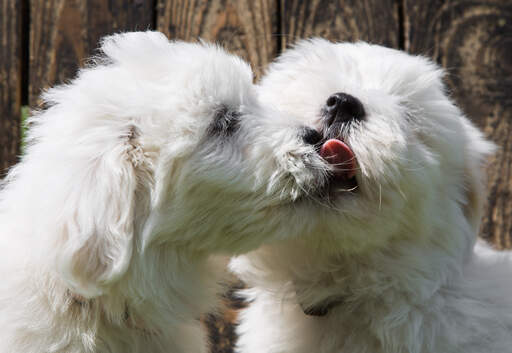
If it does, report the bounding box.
[207,106,240,137]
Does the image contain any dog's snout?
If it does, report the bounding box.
[301,126,323,145]
[325,92,365,125]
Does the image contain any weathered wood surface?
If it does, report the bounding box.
[156,0,278,79]
[0,0,22,176]
[404,0,512,248]
[280,0,400,49]
[29,0,155,106]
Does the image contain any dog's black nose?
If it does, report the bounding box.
[324,92,365,125]
[301,126,323,145]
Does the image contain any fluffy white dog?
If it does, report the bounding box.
[0,31,305,353]
[231,39,512,353]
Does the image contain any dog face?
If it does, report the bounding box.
[17,32,294,297]
[257,39,494,253]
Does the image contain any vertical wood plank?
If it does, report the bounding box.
[280,0,400,49]
[156,0,278,79]
[0,0,22,175]
[29,0,155,107]
[404,0,512,248]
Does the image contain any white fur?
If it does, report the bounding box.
[0,31,303,352]
[231,39,512,353]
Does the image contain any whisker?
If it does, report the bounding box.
[333,185,358,193]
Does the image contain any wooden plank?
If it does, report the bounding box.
[156,0,278,79]
[0,0,22,175]
[29,0,155,107]
[404,0,512,248]
[280,0,400,49]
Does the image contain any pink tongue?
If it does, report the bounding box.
[319,139,356,179]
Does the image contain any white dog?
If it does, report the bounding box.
[231,39,512,353]
[0,31,305,353]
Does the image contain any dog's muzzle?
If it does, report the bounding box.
[300,92,362,191]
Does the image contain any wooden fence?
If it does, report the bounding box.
[0,1,511,352]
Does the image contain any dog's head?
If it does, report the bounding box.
[256,39,495,254]
[20,32,293,297]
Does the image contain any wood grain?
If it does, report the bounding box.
[29,0,155,106]
[404,0,512,248]
[0,0,22,175]
[280,0,400,49]
[156,0,278,79]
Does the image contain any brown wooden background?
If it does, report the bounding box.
[0,0,511,351]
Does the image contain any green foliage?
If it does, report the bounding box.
[20,106,29,153]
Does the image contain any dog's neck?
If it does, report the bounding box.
[248,233,469,318]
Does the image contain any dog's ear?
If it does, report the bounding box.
[460,119,495,234]
[54,127,147,298]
